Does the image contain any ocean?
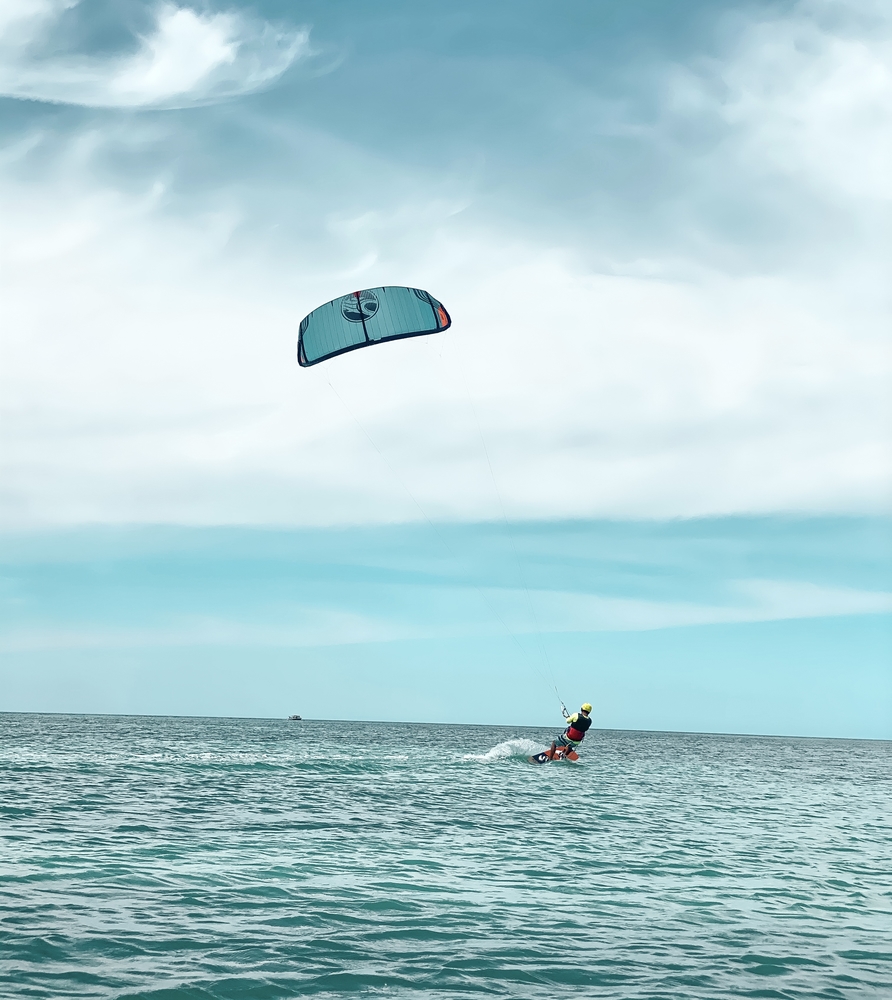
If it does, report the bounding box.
[1,714,889,999]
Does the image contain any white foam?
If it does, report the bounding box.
[462,738,543,762]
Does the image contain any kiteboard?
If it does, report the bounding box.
[528,746,580,764]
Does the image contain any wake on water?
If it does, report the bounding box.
[462,738,543,763]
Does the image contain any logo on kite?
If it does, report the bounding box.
[341,290,379,323]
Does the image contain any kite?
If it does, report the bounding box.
[298,286,451,366]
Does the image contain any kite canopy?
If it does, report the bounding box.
[297,286,451,367]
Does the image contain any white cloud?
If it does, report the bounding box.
[0,0,69,38]
[660,0,892,262]
[0,152,889,527]
[715,0,892,203]
[0,2,308,108]
[0,0,889,528]
[520,579,892,634]
[0,608,422,653]
[2,577,888,653]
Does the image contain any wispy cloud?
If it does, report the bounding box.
[520,579,892,635]
[0,2,308,108]
[2,517,889,653]
[2,577,889,653]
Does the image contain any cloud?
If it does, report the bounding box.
[0,141,889,527]
[0,0,889,528]
[713,0,892,204]
[0,2,308,108]
[0,609,417,653]
[2,575,889,653]
[519,579,892,635]
[597,0,892,270]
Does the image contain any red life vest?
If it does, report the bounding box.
[565,713,592,742]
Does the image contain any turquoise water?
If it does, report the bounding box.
[2,715,890,999]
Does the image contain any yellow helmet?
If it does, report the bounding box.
[581,703,592,713]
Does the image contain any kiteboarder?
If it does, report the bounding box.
[544,703,593,760]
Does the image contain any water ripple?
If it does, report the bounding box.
[1,715,890,999]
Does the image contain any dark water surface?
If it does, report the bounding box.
[1,715,890,999]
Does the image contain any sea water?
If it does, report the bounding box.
[1,715,889,999]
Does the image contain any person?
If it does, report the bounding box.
[545,703,593,760]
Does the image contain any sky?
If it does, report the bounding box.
[0,0,890,736]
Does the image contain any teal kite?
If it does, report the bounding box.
[298,286,451,366]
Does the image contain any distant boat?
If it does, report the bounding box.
[288,715,302,721]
